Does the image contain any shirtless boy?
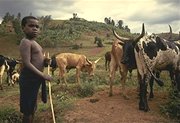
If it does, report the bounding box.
[19,16,52,123]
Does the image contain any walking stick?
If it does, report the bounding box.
[47,52,56,123]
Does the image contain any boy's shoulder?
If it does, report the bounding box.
[20,38,34,44]
[20,38,34,47]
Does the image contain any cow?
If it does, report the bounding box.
[114,23,180,112]
[55,53,101,85]
[11,71,20,84]
[0,55,20,89]
[108,34,137,99]
[105,51,111,71]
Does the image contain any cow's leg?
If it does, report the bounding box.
[109,64,116,97]
[76,67,81,85]
[175,70,180,91]
[149,76,154,99]
[0,65,5,90]
[139,74,149,112]
[59,68,67,85]
[149,72,160,99]
[6,72,11,86]
[0,76,2,90]
[119,66,129,99]
[169,70,176,89]
[108,61,110,71]
[105,60,107,71]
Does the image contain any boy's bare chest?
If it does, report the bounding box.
[31,41,43,54]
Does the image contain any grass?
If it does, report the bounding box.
[0,19,178,122]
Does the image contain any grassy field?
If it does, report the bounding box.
[0,20,178,123]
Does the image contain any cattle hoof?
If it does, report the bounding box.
[139,106,145,111]
[144,107,150,112]
[123,95,130,100]
[109,93,113,97]
[149,94,154,100]
[139,103,145,111]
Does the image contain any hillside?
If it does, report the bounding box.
[0,19,134,58]
[1,19,179,58]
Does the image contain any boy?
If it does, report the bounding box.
[19,16,52,123]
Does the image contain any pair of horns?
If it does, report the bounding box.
[113,23,145,44]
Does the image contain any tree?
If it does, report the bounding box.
[73,13,78,19]
[111,19,115,26]
[2,12,14,24]
[118,20,123,29]
[104,17,109,24]
[124,25,130,32]
[17,12,21,21]
[39,15,51,32]
[94,36,103,47]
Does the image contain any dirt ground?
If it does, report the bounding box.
[63,87,175,123]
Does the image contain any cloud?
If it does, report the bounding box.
[0,0,179,33]
[0,0,76,18]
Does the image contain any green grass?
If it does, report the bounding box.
[0,18,178,122]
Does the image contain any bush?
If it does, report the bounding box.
[160,89,180,121]
[0,106,21,123]
[77,82,95,97]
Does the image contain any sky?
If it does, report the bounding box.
[0,0,179,34]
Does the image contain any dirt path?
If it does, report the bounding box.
[63,87,173,123]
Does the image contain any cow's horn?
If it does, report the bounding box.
[94,57,101,64]
[86,58,92,64]
[168,25,172,40]
[134,23,145,44]
[113,30,130,42]
[43,52,46,57]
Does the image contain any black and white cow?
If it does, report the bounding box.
[113,24,180,112]
[0,55,20,89]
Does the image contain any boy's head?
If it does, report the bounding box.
[21,16,38,28]
[21,16,39,39]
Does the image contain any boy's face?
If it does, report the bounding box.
[22,19,40,39]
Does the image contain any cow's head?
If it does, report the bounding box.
[50,55,57,75]
[6,58,20,74]
[113,23,145,69]
[82,58,101,76]
[11,71,20,84]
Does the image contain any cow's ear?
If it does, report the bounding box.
[94,57,101,64]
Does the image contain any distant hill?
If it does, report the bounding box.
[0,19,179,58]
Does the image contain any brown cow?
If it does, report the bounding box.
[105,51,111,71]
[55,53,101,85]
[109,30,137,99]
[109,40,129,99]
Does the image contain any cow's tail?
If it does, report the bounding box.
[139,48,164,87]
[149,70,164,86]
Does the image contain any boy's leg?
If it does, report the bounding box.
[22,114,33,123]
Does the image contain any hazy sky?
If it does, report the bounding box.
[0,0,179,33]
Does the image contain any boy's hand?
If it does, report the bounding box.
[43,74,53,81]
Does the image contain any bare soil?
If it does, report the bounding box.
[63,87,174,123]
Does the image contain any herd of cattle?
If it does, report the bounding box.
[0,23,180,112]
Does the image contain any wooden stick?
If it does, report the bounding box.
[47,52,56,123]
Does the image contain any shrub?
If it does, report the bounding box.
[77,81,95,97]
[0,106,21,123]
[160,89,180,121]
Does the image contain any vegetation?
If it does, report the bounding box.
[161,89,180,121]
[0,106,21,123]
[0,12,180,122]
